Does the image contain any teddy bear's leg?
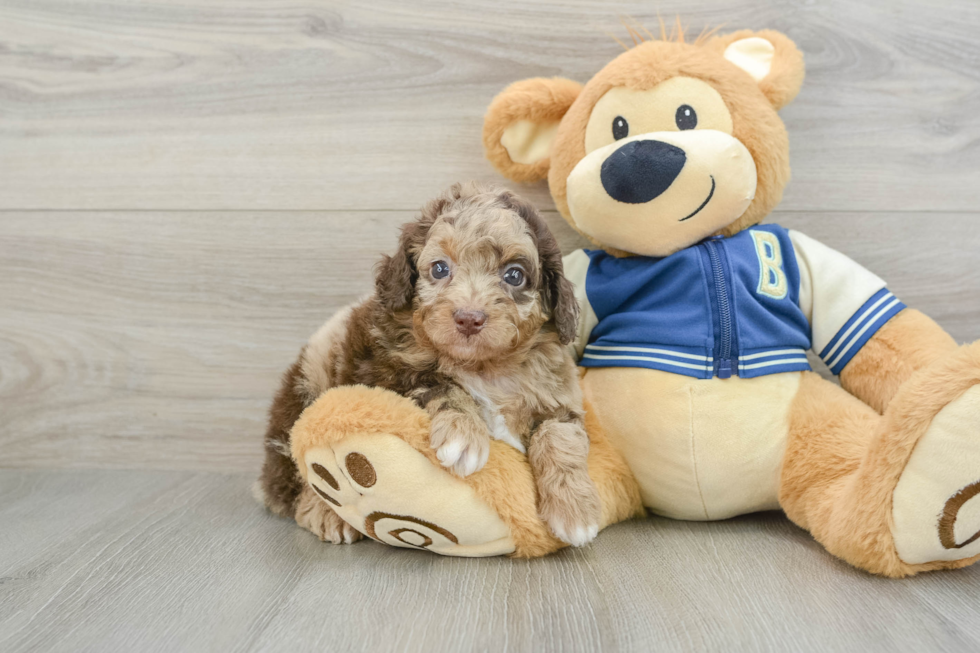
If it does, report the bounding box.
[290,385,517,556]
[839,309,958,414]
[780,342,980,577]
[289,384,642,558]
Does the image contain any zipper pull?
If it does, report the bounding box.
[717,359,733,379]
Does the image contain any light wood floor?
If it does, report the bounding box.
[2,1,980,651]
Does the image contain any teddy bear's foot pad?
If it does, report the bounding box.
[303,432,516,557]
[892,385,980,565]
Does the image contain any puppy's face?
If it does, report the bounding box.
[375,183,579,365]
[415,205,545,362]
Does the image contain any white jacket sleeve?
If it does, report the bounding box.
[789,230,907,375]
[562,249,599,362]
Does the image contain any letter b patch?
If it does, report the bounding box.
[751,230,788,300]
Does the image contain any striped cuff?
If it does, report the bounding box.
[581,344,713,379]
[819,289,906,375]
[737,348,811,379]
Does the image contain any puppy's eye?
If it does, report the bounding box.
[502,267,525,287]
[431,261,451,280]
[675,105,697,130]
[612,116,629,141]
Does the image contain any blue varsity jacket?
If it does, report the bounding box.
[564,224,906,380]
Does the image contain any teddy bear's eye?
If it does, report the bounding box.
[612,116,629,140]
[675,105,698,130]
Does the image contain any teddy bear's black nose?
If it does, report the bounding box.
[600,139,686,204]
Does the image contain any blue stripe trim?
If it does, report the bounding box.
[819,288,891,361]
[738,347,808,362]
[738,357,810,371]
[737,347,811,378]
[738,359,812,379]
[821,291,906,375]
[581,344,813,379]
[580,350,713,379]
[584,343,712,362]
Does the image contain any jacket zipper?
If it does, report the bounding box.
[703,238,736,378]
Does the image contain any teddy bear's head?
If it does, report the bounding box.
[483,29,804,257]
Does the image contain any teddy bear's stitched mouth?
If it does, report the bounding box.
[678,176,716,222]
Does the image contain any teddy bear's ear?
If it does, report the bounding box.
[483,77,583,182]
[706,29,805,110]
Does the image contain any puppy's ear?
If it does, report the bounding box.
[498,190,579,344]
[376,191,449,311]
[375,222,422,312]
[544,264,579,346]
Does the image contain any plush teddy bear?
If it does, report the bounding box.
[288,28,980,576]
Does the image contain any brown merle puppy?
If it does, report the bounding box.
[257,182,601,547]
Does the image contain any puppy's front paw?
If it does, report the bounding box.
[295,486,363,544]
[538,471,602,548]
[430,410,491,477]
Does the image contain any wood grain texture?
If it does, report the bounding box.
[0,469,978,653]
[3,0,980,211]
[2,211,978,472]
[1,2,979,651]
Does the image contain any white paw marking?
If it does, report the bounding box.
[550,520,600,547]
[341,525,359,544]
[436,437,488,477]
[436,439,464,468]
[458,374,527,453]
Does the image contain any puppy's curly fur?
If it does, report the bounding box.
[258,182,601,546]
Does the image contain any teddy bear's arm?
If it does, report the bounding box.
[838,309,957,413]
[789,230,958,413]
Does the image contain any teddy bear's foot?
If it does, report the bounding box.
[892,384,980,565]
[300,432,516,557]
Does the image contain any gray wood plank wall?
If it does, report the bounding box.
[2,0,979,472]
[3,2,980,652]
[2,212,978,470]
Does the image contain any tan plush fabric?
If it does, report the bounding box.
[290,384,642,558]
[479,27,980,577]
[483,31,804,258]
[893,386,980,564]
[303,437,516,557]
[483,77,583,183]
[581,367,798,521]
[565,128,757,257]
[780,343,980,577]
[703,30,805,110]
[840,309,958,414]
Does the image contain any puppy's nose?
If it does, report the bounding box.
[601,139,686,204]
[453,310,487,336]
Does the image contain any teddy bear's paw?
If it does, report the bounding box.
[299,434,515,557]
[429,410,491,478]
[295,485,363,544]
[538,473,602,548]
[892,385,980,565]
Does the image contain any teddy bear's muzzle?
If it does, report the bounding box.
[600,139,687,204]
[565,129,758,257]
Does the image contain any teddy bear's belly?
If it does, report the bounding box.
[582,367,802,521]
